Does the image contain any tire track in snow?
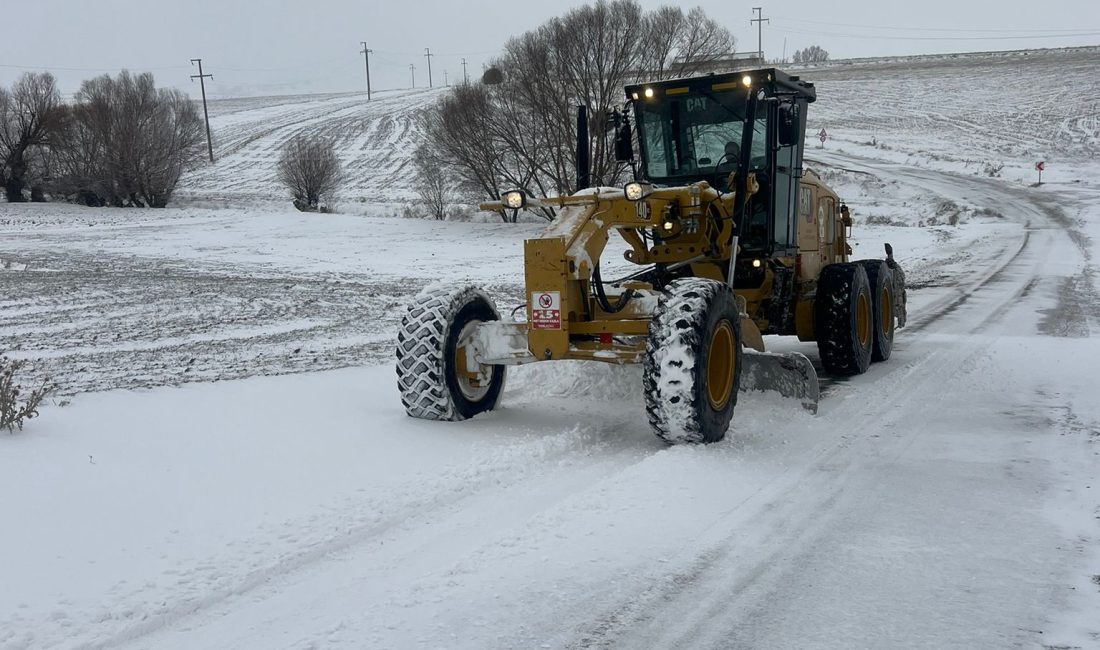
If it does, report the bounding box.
[90,419,660,650]
[554,157,1092,649]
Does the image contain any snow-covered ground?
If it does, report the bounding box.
[174,87,444,214]
[1,47,1098,649]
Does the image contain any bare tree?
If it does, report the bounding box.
[420,0,736,221]
[639,6,736,81]
[276,134,343,212]
[0,72,62,202]
[793,45,830,64]
[412,142,456,220]
[51,71,204,207]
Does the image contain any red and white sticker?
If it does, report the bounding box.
[531,291,561,330]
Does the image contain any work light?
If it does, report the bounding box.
[502,190,526,210]
[624,182,647,201]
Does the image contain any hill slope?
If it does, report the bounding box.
[174,47,1100,213]
[176,87,444,212]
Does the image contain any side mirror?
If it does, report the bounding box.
[614,121,633,162]
[778,103,801,147]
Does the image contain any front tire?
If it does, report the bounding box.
[815,264,873,376]
[643,278,743,444]
[396,284,506,421]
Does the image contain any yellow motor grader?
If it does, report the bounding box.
[396,68,906,444]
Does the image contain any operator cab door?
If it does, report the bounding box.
[768,97,808,255]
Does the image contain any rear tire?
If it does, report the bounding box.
[396,284,506,421]
[643,278,743,444]
[815,264,873,376]
[855,259,894,362]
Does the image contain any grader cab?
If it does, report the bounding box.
[396,68,906,444]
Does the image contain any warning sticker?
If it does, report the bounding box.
[531,291,562,330]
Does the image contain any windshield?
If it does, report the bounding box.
[636,90,767,185]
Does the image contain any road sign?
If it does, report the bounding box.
[1035,161,1045,172]
[818,128,828,144]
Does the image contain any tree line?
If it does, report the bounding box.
[0,71,204,207]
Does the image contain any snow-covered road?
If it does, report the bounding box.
[2,155,1097,649]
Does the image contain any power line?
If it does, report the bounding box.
[0,62,189,72]
[770,23,1100,41]
[371,48,498,57]
[770,15,1097,34]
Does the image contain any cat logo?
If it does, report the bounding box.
[685,97,709,113]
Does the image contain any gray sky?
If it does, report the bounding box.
[3,0,1099,98]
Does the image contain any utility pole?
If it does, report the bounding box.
[751,7,769,63]
[424,48,434,88]
[461,58,468,84]
[360,42,372,100]
[190,58,214,163]
[409,63,416,88]
[444,69,449,86]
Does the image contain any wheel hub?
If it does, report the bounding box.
[455,321,492,401]
[706,320,736,411]
[856,292,871,348]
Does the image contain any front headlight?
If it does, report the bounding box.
[624,182,647,201]
[502,190,526,210]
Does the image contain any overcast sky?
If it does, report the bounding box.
[3,0,1098,98]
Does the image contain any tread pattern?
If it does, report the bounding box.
[815,264,872,376]
[396,284,497,421]
[643,278,737,445]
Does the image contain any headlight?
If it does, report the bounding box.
[643,87,654,99]
[752,258,762,268]
[502,190,526,210]
[624,182,646,201]
[742,75,752,87]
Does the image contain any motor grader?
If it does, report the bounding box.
[396,68,906,444]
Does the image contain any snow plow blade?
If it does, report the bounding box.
[740,350,820,413]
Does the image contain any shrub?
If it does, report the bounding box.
[276,135,343,212]
[1,354,56,433]
[982,161,1004,178]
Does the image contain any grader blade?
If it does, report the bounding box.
[740,350,820,413]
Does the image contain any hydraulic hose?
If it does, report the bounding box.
[592,263,635,314]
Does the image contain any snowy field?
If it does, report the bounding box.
[1,47,1099,649]
[173,88,442,213]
